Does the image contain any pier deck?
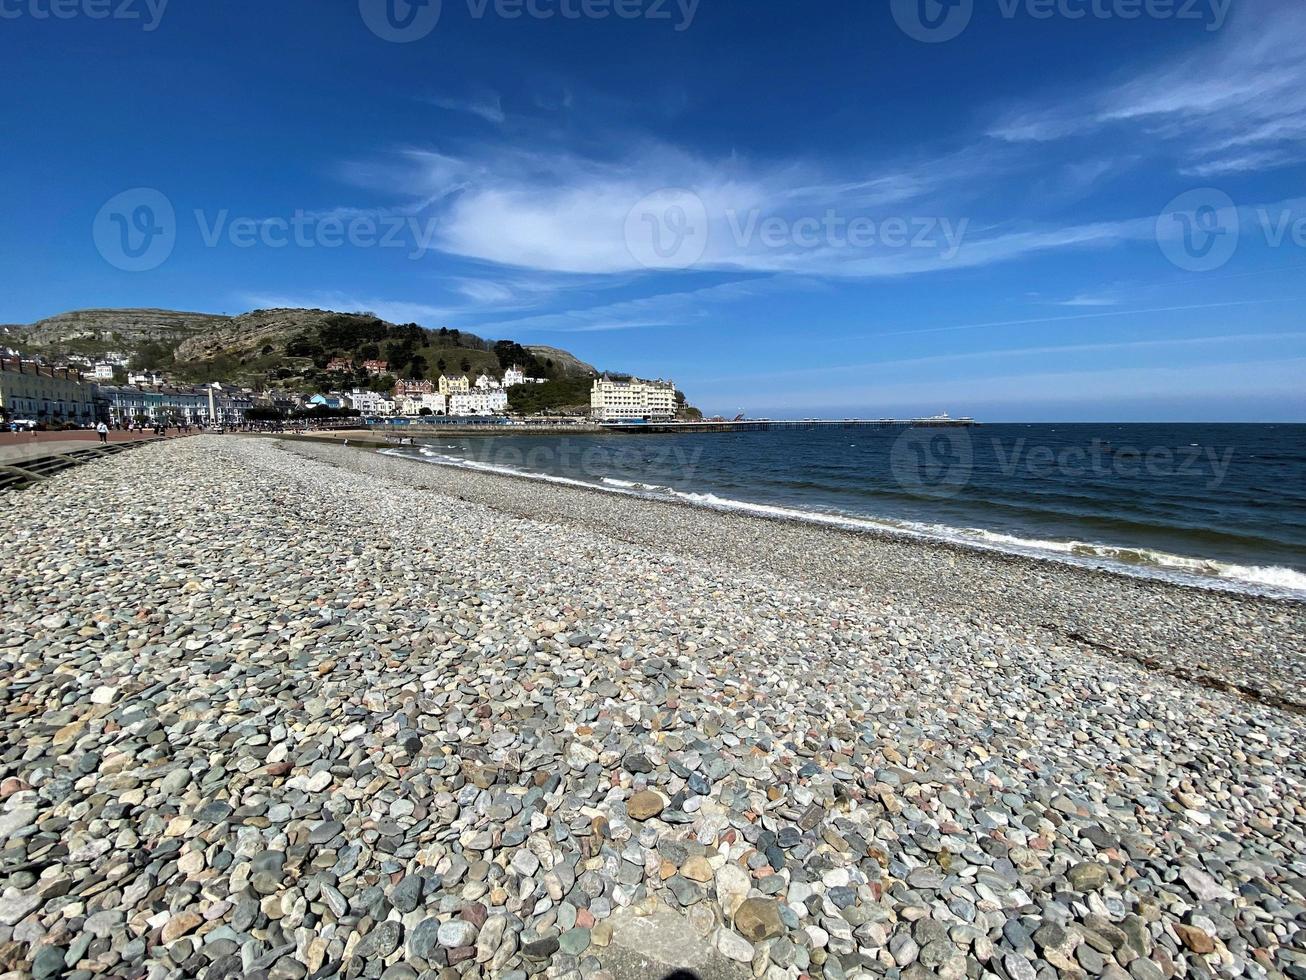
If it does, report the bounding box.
[598,417,978,434]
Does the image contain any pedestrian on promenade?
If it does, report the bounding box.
[96,421,109,444]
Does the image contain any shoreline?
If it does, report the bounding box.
[375,443,1305,605]
[288,437,1306,713]
[2,435,1303,980]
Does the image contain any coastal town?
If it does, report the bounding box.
[0,349,683,429]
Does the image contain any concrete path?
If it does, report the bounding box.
[0,431,190,464]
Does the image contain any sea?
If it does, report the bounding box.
[382,423,1306,600]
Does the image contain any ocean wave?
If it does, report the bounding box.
[381,448,1306,600]
[601,477,677,495]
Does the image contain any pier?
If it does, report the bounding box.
[598,417,978,434]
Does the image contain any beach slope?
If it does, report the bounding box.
[0,436,1301,980]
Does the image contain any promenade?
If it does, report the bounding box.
[0,429,190,465]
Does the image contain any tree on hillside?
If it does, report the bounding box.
[129,339,176,371]
[459,357,471,373]
[386,337,417,375]
[286,332,322,358]
[436,357,447,374]
[493,340,545,377]
[319,314,388,351]
[507,377,593,415]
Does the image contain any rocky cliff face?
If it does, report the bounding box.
[526,345,598,378]
[172,308,369,362]
[16,308,231,348]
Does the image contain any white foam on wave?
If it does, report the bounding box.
[601,477,678,494]
[381,448,1306,600]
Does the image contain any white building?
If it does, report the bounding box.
[1,359,99,424]
[348,389,390,415]
[92,362,115,380]
[502,367,526,387]
[128,370,164,387]
[474,373,497,389]
[419,392,447,415]
[590,377,677,422]
[450,387,508,416]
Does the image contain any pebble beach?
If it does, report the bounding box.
[1,435,1303,980]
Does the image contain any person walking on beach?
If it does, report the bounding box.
[96,421,109,444]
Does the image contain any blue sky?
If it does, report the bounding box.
[1,0,1304,419]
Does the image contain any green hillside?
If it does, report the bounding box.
[8,306,700,415]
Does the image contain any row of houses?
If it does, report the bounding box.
[0,357,263,425]
[322,374,679,421]
[3,355,682,426]
[98,385,254,425]
[314,383,509,418]
[0,359,101,424]
[314,370,536,418]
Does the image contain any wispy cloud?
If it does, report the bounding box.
[685,331,1306,385]
[337,141,1165,279]
[474,278,795,334]
[869,299,1285,339]
[427,89,505,124]
[988,2,1306,177]
[723,357,1306,417]
[1058,294,1120,307]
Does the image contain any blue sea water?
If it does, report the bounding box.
[385,423,1306,598]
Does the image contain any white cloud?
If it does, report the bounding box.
[340,142,1158,279]
[1058,294,1120,307]
[427,90,505,124]
[475,278,795,334]
[988,1,1306,177]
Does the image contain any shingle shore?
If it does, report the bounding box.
[0,436,1300,980]
[298,437,1306,713]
